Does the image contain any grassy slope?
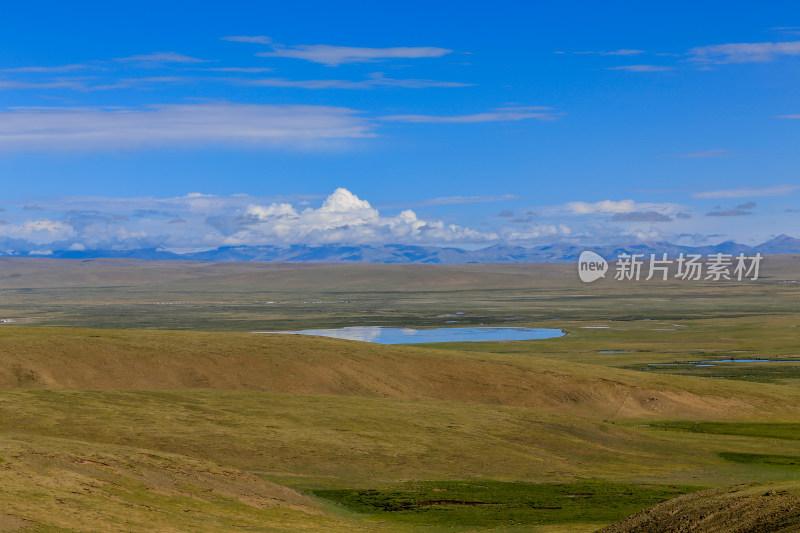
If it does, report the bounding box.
[1,327,800,530]
[0,258,799,530]
[2,326,800,421]
[0,434,363,533]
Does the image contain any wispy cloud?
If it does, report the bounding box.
[116,52,210,64]
[1,64,95,73]
[245,72,470,89]
[573,49,645,56]
[257,44,453,66]
[663,148,736,158]
[705,208,751,217]
[689,40,800,63]
[221,35,272,45]
[0,80,87,90]
[776,114,800,119]
[611,211,672,222]
[773,26,800,34]
[201,67,274,73]
[607,64,673,72]
[380,106,558,123]
[380,194,518,210]
[0,75,202,92]
[693,185,800,198]
[0,103,374,150]
[421,194,518,206]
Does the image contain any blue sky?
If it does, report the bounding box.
[0,0,799,253]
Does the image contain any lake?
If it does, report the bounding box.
[253,326,565,344]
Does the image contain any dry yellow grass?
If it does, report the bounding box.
[1,326,799,422]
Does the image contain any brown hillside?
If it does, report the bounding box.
[0,326,796,420]
[600,482,800,533]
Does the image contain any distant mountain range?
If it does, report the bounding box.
[6,234,800,264]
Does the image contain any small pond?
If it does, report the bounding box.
[253,326,565,345]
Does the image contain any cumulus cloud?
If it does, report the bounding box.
[0,103,374,150]
[689,40,800,63]
[257,44,453,66]
[0,189,507,253]
[227,188,495,245]
[0,219,76,244]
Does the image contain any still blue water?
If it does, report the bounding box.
[254,326,564,344]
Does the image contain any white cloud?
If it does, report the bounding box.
[689,40,800,63]
[0,103,375,150]
[602,49,645,56]
[0,80,87,90]
[693,185,800,198]
[201,67,274,73]
[221,35,272,45]
[116,52,210,63]
[227,188,495,245]
[257,44,453,66]
[499,224,571,241]
[245,72,470,89]
[0,76,201,92]
[663,148,734,158]
[607,65,673,72]
[574,49,645,56]
[564,200,681,216]
[244,203,298,220]
[1,64,94,73]
[422,194,519,206]
[777,114,800,119]
[0,220,76,244]
[0,189,500,250]
[380,107,559,123]
[565,199,636,214]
